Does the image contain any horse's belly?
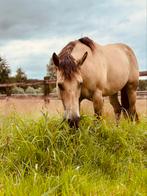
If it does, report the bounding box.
[102,75,128,96]
[102,55,130,95]
[81,87,93,100]
[102,87,121,96]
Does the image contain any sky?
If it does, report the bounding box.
[0,0,146,79]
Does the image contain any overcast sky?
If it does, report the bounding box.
[0,0,146,79]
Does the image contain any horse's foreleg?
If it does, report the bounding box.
[109,93,122,123]
[93,91,104,119]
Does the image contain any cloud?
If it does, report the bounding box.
[112,0,146,8]
[0,0,146,78]
[0,0,98,40]
[0,36,74,78]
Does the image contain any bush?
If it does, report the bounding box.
[52,87,57,93]
[25,86,36,95]
[35,87,43,94]
[139,79,147,90]
[11,86,25,94]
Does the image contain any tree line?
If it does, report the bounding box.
[0,57,27,94]
[0,56,57,95]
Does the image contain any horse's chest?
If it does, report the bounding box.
[81,87,93,100]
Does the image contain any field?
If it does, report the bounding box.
[0,97,147,117]
[0,98,147,195]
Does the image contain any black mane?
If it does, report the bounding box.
[55,37,94,79]
[79,37,95,51]
[58,41,78,79]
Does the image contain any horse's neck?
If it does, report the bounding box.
[71,42,92,61]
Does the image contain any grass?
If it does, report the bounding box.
[0,111,146,195]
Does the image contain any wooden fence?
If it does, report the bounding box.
[139,71,147,77]
[0,71,146,102]
[0,76,56,102]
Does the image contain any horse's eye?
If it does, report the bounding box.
[78,82,83,88]
[58,83,64,91]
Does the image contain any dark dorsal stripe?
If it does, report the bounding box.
[79,37,95,51]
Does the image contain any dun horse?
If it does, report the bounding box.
[52,37,139,127]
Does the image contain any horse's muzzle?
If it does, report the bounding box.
[68,117,80,128]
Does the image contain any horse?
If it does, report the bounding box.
[52,37,139,127]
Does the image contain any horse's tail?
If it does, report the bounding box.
[121,85,129,115]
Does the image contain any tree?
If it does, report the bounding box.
[46,58,56,80]
[46,58,56,93]
[0,57,11,83]
[15,68,27,82]
[0,57,11,94]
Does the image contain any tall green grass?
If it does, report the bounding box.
[0,112,146,195]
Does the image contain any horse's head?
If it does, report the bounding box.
[52,51,88,128]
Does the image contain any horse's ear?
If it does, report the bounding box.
[52,52,59,67]
[78,51,88,66]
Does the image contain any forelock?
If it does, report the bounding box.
[59,55,79,80]
[57,41,79,80]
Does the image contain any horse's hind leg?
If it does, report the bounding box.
[109,93,122,123]
[127,84,139,122]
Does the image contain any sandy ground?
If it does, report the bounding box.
[0,97,146,118]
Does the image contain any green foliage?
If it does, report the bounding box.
[0,57,11,83]
[139,79,147,90]
[52,87,57,93]
[25,86,36,95]
[35,87,43,94]
[0,113,146,195]
[46,58,56,80]
[0,57,11,94]
[11,86,25,94]
[15,68,27,82]
[11,86,43,95]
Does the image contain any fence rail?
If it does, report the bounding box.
[139,71,147,77]
[0,71,146,88]
[136,91,147,99]
[0,71,146,102]
[0,80,56,87]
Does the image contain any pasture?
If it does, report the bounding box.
[0,98,147,195]
[0,97,147,117]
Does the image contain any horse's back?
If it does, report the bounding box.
[103,43,139,69]
[103,43,139,81]
[99,43,139,92]
[72,39,139,96]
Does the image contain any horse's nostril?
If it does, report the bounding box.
[68,119,74,127]
[68,118,72,124]
[68,117,80,128]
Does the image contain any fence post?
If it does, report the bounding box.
[6,87,11,97]
[44,76,50,103]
